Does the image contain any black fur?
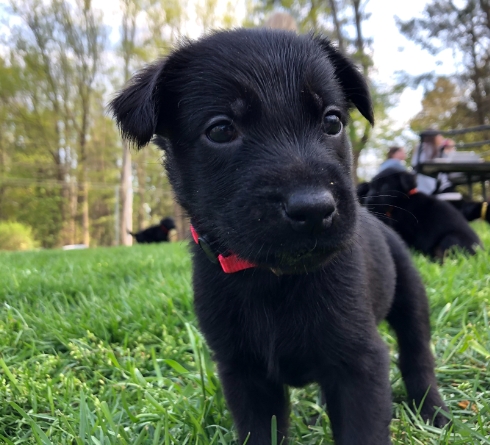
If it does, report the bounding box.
[111,29,448,445]
[128,217,176,243]
[364,168,481,259]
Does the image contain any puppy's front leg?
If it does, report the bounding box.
[217,362,289,445]
[321,338,393,445]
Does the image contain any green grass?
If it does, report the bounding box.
[1,222,490,444]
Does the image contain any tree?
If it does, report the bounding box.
[410,77,465,131]
[4,0,108,247]
[56,0,107,247]
[397,0,490,127]
[118,0,142,246]
[1,0,111,247]
[0,0,250,248]
[408,77,490,160]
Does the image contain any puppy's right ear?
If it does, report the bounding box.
[356,181,371,201]
[313,36,374,126]
[109,59,166,148]
[399,172,418,194]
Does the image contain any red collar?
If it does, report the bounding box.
[190,225,256,273]
[408,188,418,196]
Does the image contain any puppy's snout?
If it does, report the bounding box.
[284,189,336,234]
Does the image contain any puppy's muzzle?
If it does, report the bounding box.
[283,189,336,234]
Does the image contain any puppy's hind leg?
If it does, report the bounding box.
[386,236,450,427]
[432,233,478,259]
[217,362,290,445]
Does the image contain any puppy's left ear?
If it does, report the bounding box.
[109,59,167,148]
[314,36,374,125]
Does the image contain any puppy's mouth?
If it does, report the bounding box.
[263,241,346,275]
[194,223,346,275]
[220,207,356,274]
[199,184,358,274]
[232,231,349,275]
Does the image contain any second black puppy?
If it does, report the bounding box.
[365,168,481,259]
[128,217,177,243]
[111,29,448,445]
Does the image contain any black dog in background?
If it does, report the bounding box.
[364,168,481,259]
[128,217,177,243]
[111,29,448,445]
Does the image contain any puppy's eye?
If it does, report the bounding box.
[323,113,342,136]
[206,121,237,143]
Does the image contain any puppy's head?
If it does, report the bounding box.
[111,29,374,273]
[366,168,418,213]
[160,217,176,230]
[161,217,178,242]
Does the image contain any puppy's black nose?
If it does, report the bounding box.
[284,189,336,234]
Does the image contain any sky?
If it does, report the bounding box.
[99,0,457,126]
[96,0,457,178]
[2,0,458,176]
[363,1,457,126]
[357,1,459,176]
[2,0,457,125]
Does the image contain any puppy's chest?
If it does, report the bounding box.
[231,285,341,385]
[243,304,324,384]
[195,270,358,384]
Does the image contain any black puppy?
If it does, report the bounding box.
[129,217,177,243]
[111,29,448,445]
[365,167,481,259]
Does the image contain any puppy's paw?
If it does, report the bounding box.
[420,402,451,428]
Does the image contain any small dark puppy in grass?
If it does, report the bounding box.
[111,29,448,445]
[128,217,177,243]
[365,167,481,259]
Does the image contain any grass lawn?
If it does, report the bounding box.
[1,222,490,444]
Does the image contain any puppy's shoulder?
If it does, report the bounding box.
[357,205,410,259]
[357,206,389,240]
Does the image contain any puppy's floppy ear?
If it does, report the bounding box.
[314,36,374,125]
[109,59,166,148]
[399,172,418,194]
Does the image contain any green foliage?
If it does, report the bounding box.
[0,0,241,248]
[1,223,490,443]
[0,221,38,251]
[397,0,490,127]
[409,76,490,163]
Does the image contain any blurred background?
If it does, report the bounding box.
[0,0,489,249]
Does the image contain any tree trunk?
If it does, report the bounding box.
[352,0,369,76]
[69,178,77,244]
[54,152,72,246]
[480,0,490,31]
[352,150,361,184]
[81,177,90,246]
[468,26,486,125]
[119,0,138,245]
[136,151,147,230]
[350,0,371,182]
[329,0,345,52]
[120,139,133,245]
[0,139,6,217]
[78,89,91,247]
